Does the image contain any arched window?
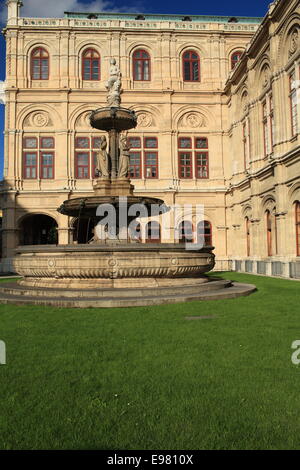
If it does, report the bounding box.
[146,221,161,243]
[31,47,49,80]
[245,217,250,257]
[197,221,212,247]
[133,49,150,81]
[295,201,300,256]
[231,50,243,70]
[266,210,273,256]
[183,50,200,82]
[82,49,100,81]
[178,220,193,243]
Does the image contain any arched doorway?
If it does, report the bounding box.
[19,214,58,245]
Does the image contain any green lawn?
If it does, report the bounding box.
[0,272,299,450]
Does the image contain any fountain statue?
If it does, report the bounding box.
[4,58,255,307]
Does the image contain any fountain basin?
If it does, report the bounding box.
[12,244,215,289]
[90,107,137,131]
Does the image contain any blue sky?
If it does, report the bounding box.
[0,0,271,179]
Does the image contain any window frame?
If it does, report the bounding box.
[178,151,193,179]
[31,47,49,80]
[132,49,151,81]
[75,151,90,179]
[289,71,298,137]
[231,50,243,70]
[129,151,142,179]
[195,151,209,179]
[82,48,101,81]
[182,50,200,82]
[40,150,55,179]
[23,151,38,179]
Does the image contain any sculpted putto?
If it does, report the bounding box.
[106,58,122,107]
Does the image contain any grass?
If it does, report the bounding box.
[0,272,299,450]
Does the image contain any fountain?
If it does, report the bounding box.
[0,59,256,307]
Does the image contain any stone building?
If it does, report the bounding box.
[0,0,299,278]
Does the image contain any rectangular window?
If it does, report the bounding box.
[76,152,89,179]
[144,137,157,148]
[145,152,158,178]
[75,137,90,149]
[128,137,141,148]
[23,137,37,149]
[129,152,141,178]
[195,137,208,149]
[23,136,55,179]
[178,137,192,148]
[195,152,209,179]
[178,136,209,179]
[40,137,54,149]
[290,72,298,137]
[179,152,193,178]
[40,152,54,179]
[23,152,37,179]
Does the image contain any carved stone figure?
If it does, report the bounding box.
[106,58,122,107]
[96,136,110,178]
[118,134,130,178]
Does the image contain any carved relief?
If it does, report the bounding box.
[261,64,271,88]
[23,111,52,128]
[289,27,299,57]
[33,112,49,127]
[178,112,205,128]
[75,111,93,129]
[137,112,153,127]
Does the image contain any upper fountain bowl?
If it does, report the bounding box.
[90,107,137,132]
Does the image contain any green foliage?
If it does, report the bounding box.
[0,272,299,450]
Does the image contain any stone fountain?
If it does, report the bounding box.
[0,59,256,307]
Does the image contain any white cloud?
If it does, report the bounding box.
[0,0,145,23]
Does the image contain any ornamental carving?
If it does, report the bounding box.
[137,112,153,127]
[289,27,299,57]
[262,65,270,88]
[179,112,205,128]
[32,112,49,127]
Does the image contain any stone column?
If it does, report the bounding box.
[109,128,118,179]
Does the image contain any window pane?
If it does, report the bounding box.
[25,153,37,165]
[77,153,89,164]
[76,137,89,149]
[145,137,157,148]
[195,137,208,148]
[179,138,191,148]
[41,59,48,79]
[184,61,190,81]
[41,153,53,165]
[192,61,199,81]
[41,137,54,148]
[128,137,141,148]
[24,137,37,148]
[92,137,102,149]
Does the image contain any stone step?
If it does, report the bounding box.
[0,279,231,299]
[0,282,256,308]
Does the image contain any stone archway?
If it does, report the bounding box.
[19,214,58,245]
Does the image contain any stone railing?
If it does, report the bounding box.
[18,17,260,32]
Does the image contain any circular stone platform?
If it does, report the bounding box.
[0,278,256,308]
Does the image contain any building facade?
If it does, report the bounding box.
[0,0,299,278]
